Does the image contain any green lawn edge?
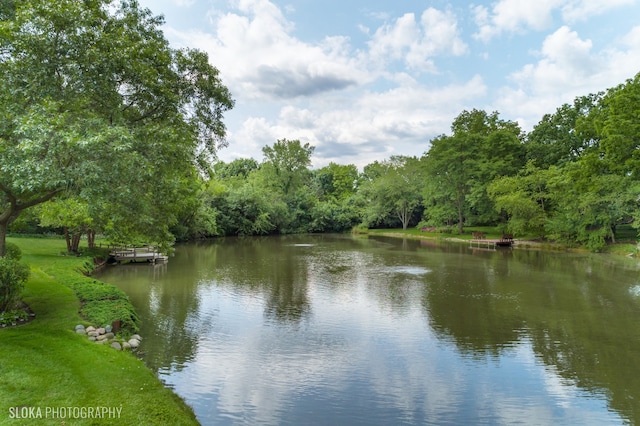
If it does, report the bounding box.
[0,238,199,426]
[357,226,639,256]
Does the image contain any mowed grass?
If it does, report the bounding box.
[362,226,639,255]
[363,226,538,241]
[0,238,199,426]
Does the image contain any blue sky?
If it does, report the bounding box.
[139,0,640,168]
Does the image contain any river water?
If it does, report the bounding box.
[98,234,640,425]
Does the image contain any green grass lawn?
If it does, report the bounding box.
[0,238,199,425]
[363,226,538,241]
[361,226,639,256]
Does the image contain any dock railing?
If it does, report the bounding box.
[108,245,168,263]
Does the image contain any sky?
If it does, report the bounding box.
[138,0,640,169]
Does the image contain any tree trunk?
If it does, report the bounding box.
[610,226,616,244]
[456,192,465,234]
[0,220,8,257]
[71,232,82,253]
[0,187,60,257]
[398,207,410,230]
[87,230,96,249]
[64,227,72,253]
[457,207,464,234]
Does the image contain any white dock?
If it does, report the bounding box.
[469,238,514,249]
[109,246,168,264]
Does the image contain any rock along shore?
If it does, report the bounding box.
[75,324,142,351]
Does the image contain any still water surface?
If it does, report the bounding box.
[99,235,640,425]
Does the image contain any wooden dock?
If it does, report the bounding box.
[109,246,168,264]
[469,237,514,249]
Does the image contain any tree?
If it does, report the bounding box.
[314,163,359,201]
[38,196,94,253]
[422,109,523,232]
[214,158,259,181]
[422,133,474,232]
[0,0,233,255]
[261,139,315,196]
[360,156,423,230]
[587,72,640,178]
[223,184,277,236]
[525,93,602,168]
[487,161,558,237]
[544,164,639,251]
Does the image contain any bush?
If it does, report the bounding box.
[437,226,454,234]
[4,242,22,261]
[82,299,140,333]
[0,258,30,311]
[65,278,140,333]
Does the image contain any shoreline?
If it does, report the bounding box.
[361,229,638,257]
[1,237,200,426]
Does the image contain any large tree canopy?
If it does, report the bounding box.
[422,109,524,232]
[0,0,233,255]
[360,156,423,230]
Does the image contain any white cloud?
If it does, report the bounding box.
[560,0,637,22]
[157,0,477,167]
[369,13,421,64]
[494,25,640,130]
[473,0,561,42]
[368,8,468,73]
[155,0,639,167]
[164,1,368,101]
[228,75,487,168]
[473,0,638,41]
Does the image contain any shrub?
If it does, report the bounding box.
[82,299,140,334]
[436,226,454,234]
[0,258,30,311]
[4,242,22,261]
[65,278,140,334]
[351,223,369,234]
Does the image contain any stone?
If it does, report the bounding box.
[75,325,85,331]
[88,336,97,342]
[110,342,122,350]
[127,339,140,349]
[105,325,113,333]
[96,334,109,341]
[131,334,142,341]
[76,328,87,335]
[104,332,115,340]
[96,327,106,335]
[86,326,96,333]
[122,342,131,350]
[87,331,99,337]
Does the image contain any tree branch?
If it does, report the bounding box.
[16,188,63,212]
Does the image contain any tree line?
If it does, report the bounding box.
[172,73,640,253]
[2,1,639,257]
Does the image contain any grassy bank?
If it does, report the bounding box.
[358,226,639,256]
[0,238,199,426]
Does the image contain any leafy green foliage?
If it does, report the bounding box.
[525,94,602,168]
[0,0,233,255]
[3,242,22,260]
[0,257,29,311]
[488,162,558,237]
[0,308,28,326]
[422,110,524,232]
[360,156,424,230]
[38,196,94,252]
[315,163,359,201]
[261,139,315,196]
[188,72,640,252]
[55,275,140,333]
